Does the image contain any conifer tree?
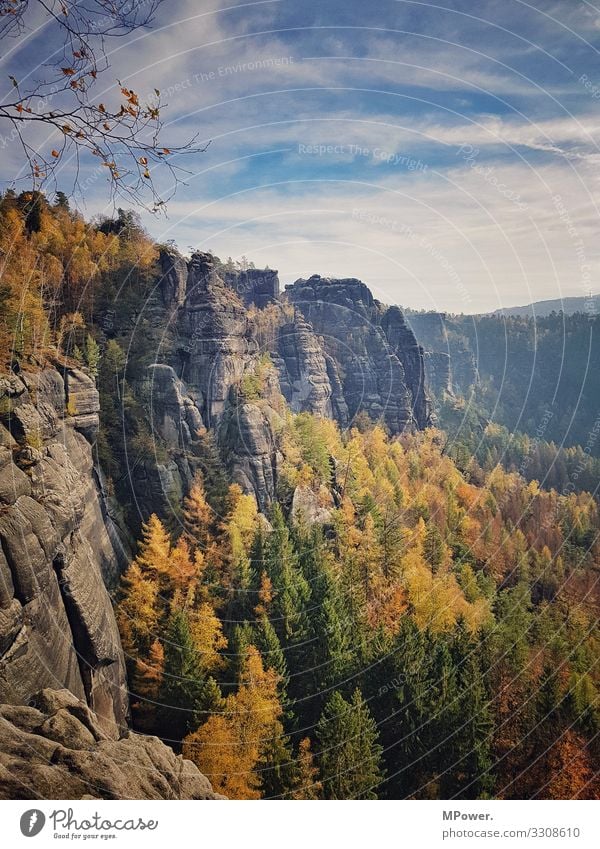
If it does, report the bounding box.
[132,638,164,732]
[183,472,214,551]
[316,689,384,799]
[158,609,206,742]
[183,646,283,798]
[291,737,323,799]
[265,503,310,644]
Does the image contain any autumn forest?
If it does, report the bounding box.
[1,194,598,801]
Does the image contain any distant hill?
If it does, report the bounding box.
[490,295,597,317]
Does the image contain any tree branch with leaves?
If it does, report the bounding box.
[0,0,206,209]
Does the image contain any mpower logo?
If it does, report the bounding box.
[20,810,46,837]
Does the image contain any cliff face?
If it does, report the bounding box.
[145,252,433,511]
[0,364,128,738]
[178,252,253,426]
[381,306,430,428]
[405,311,478,396]
[273,312,347,421]
[222,266,279,308]
[285,276,431,431]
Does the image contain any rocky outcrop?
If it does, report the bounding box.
[381,306,429,428]
[0,689,222,800]
[159,246,188,307]
[222,266,279,308]
[291,484,334,526]
[424,351,453,397]
[178,252,253,426]
[0,364,128,738]
[219,394,282,512]
[286,275,430,432]
[147,364,204,450]
[273,312,345,420]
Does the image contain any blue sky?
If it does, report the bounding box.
[3,0,600,312]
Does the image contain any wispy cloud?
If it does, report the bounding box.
[2,0,600,311]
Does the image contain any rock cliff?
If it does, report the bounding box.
[178,252,253,426]
[405,311,478,395]
[285,275,431,431]
[0,363,128,738]
[273,311,346,421]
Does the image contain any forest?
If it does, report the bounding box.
[1,193,599,800]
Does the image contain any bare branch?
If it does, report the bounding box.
[0,0,206,209]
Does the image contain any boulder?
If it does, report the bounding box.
[0,690,223,800]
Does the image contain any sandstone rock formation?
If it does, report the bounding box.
[286,275,430,432]
[159,245,188,307]
[405,311,478,395]
[219,392,283,512]
[178,252,253,426]
[222,265,279,308]
[0,364,128,737]
[424,350,453,398]
[273,312,337,419]
[0,689,221,800]
[290,484,334,526]
[381,306,430,428]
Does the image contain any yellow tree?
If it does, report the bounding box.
[134,513,172,592]
[183,646,283,799]
[188,600,228,674]
[183,472,214,550]
[117,562,160,657]
[132,638,164,732]
[169,536,200,595]
[291,737,322,799]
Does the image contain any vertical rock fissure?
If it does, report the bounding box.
[51,550,105,708]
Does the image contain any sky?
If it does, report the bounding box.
[2,0,600,313]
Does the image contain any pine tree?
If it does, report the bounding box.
[265,504,309,644]
[253,615,289,694]
[316,688,384,799]
[158,609,206,742]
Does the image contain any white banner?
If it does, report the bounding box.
[0,800,597,848]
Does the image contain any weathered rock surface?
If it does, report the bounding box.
[0,689,222,800]
[147,363,204,450]
[222,265,279,308]
[381,306,429,428]
[424,350,453,398]
[406,311,478,395]
[286,275,430,432]
[219,395,282,512]
[291,484,334,526]
[159,246,188,307]
[273,312,338,419]
[0,365,128,737]
[178,252,253,426]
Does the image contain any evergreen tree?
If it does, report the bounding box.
[158,609,206,742]
[265,504,310,644]
[316,689,384,799]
